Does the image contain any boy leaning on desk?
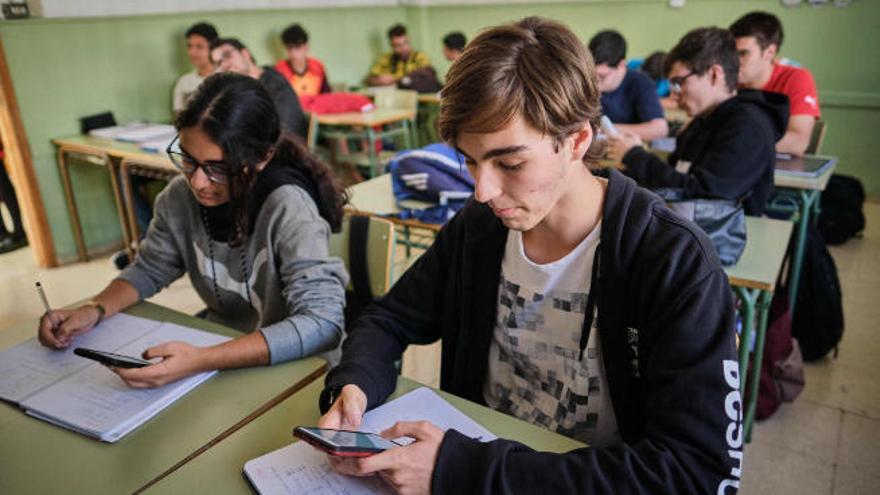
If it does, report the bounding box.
[317,17,743,495]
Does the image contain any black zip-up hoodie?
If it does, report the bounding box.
[622,89,789,215]
[325,169,743,494]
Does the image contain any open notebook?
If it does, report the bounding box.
[243,387,497,495]
[0,313,229,442]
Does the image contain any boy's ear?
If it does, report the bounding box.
[570,123,594,161]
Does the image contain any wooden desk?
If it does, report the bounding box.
[52,136,177,262]
[0,302,326,495]
[346,173,440,256]
[724,216,793,443]
[308,108,416,178]
[148,377,583,494]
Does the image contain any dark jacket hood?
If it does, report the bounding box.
[729,89,789,142]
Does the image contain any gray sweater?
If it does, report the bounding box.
[118,176,348,364]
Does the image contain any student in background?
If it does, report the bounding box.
[366,23,432,87]
[607,27,788,216]
[37,73,348,388]
[274,23,331,98]
[211,38,308,140]
[588,30,668,141]
[441,31,467,62]
[318,17,741,494]
[731,11,820,156]
[172,22,218,115]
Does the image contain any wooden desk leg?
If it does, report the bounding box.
[106,157,133,260]
[56,147,89,262]
[119,160,138,259]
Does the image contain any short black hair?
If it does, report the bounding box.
[641,51,667,82]
[186,22,218,42]
[210,37,247,52]
[442,31,467,51]
[730,11,784,50]
[387,23,407,39]
[667,27,739,92]
[281,23,309,47]
[588,30,627,66]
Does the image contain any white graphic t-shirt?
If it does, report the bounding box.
[484,224,621,447]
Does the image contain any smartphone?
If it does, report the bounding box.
[73,347,152,368]
[293,426,400,457]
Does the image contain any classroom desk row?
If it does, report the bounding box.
[0,303,580,494]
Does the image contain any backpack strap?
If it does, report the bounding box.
[348,215,374,308]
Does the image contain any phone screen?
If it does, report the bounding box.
[296,427,399,452]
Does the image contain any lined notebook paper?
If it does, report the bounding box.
[0,313,229,442]
[243,387,496,495]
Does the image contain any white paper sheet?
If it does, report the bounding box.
[243,387,496,494]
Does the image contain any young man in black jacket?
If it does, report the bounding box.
[607,27,788,216]
[319,17,743,494]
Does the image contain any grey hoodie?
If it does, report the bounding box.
[118,176,348,364]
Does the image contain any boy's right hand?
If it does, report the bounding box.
[317,384,368,430]
[37,306,101,349]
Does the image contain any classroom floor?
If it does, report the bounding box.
[1,204,877,494]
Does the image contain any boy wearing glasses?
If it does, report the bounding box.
[607,27,788,216]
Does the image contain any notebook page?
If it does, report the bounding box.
[0,314,163,403]
[243,387,496,494]
[20,321,229,442]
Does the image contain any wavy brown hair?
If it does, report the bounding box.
[439,16,602,163]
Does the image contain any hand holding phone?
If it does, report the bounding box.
[294,426,400,457]
[73,347,152,368]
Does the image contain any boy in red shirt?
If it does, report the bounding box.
[731,11,820,156]
[275,24,331,111]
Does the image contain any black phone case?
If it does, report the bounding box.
[73,347,150,368]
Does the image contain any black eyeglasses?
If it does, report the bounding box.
[669,71,697,93]
[166,134,230,185]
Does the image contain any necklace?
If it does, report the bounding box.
[200,206,253,309]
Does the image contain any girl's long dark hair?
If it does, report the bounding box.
[175,72,347,246]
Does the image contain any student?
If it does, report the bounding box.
[588,30,668,141]
[274,23,331,98]
[211,38,308,140]
[318,17,742,494]
[37,73,348,388]
[607,27,787,216]
[731,11,820,156]
[441,31,467,62]
[366,23,432,87]
[172,22,218,115]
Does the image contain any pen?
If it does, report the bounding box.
[36,281,57,328]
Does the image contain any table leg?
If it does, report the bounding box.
[787,190,819,314]
[106,157,133,261]
[56,148,90,262]
[744,290,773,442]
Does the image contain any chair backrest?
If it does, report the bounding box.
[805,119,827,155]
[373,89,418,113]
[329,215,396,296]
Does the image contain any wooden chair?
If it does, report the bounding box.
[329,214,397,297]
[805,120,827,155]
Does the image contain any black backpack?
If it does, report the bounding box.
[818,174,865,245]
[790,225,844,361]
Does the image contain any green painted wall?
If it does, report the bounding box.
[0,1,877,262]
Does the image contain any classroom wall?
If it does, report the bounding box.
[0,0,877,263]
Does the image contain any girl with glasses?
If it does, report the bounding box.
[37,73,349,388]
